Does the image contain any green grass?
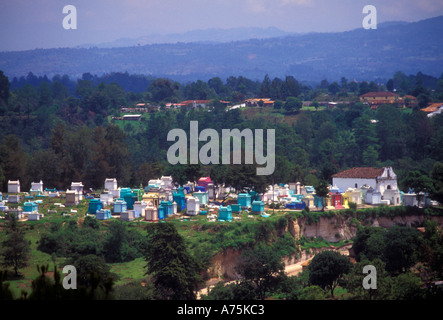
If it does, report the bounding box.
[110,257,147,286]
[108,113,150,134]
[6,227,67,299]
[301,106,326,111]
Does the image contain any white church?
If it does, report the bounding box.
[332,167,400,205]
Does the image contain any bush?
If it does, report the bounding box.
[348,202,357,211]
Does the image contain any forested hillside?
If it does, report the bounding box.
[0,69,443,196]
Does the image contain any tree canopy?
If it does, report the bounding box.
[144,223,201,300]
[308,250,352,298]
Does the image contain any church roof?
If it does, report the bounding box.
[332,167,384,179]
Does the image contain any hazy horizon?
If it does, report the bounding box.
[1,0,443,52]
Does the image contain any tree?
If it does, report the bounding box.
[0,270,14,300]
[0,135,27,190]
[102,220,137,263]
[417,92,431,109]
[144,223,201,300]
[208,77,227,98]
[0,228,30,276]
[391,272,424,300]
[204,281,257,300]
[0,70,10,106]
[319,79,329,90]
[406,110,432,160]
[386,79,394,92]
[273,99,284,110]
[353,114,379,165]
[420,219,443,278]
[314,180,329,212]
[383,225,421,275]
[284,96,302,113]
[26,149,62,191]
[105,124,131,184]
[225,164,268,194]
[311,100,319,111]
[85,126,111,189]
[203,281,235,300]
[430,162,443,204]
[352,226,387,262]
[298,286,327,300]
[376,105,406,161]
[165,164,188,187]
[184,164,203,184]
[235,243,285,300]
[137,162,165,186]
[259,74,271,97]
[402,170,434,205]
[38,81,53,107]
[148,78,179,102]
[340,77,348,90]
[67,254,113,287]
[82,215,100,230]
[328,82,340,96]
[283,76,302,98]
[209,164,229,188]
[343,258,393,300]
[27,264,114,300]
[27,264,64,300]
[308,250,352,298]
[358,81,370,95]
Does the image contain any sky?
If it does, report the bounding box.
[1,0,443,51]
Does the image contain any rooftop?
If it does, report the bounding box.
[360,91,399,98]
[421,103,443,113]
[332,167,385,179]
[181,100,212,105]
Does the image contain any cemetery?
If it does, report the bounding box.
[0,166,435,227]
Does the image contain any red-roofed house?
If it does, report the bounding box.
[181,100,212,108]
[332,167,398,195]
[360,92,400,109]
[421,103,443,117]
[245,98,275,107]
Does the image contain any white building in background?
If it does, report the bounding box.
[104,178,120,198]
[65,189,79,206]
[8,180,20,194]
[161,176,173,189]
[31,180,44,193]
[70,182,84,200]
[104,178,117,190]
[186,196,200,216]
[332,167,398,195]
[100,191,113,207]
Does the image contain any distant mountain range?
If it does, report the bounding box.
[1,16,442,83]
[78,27,298,48]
